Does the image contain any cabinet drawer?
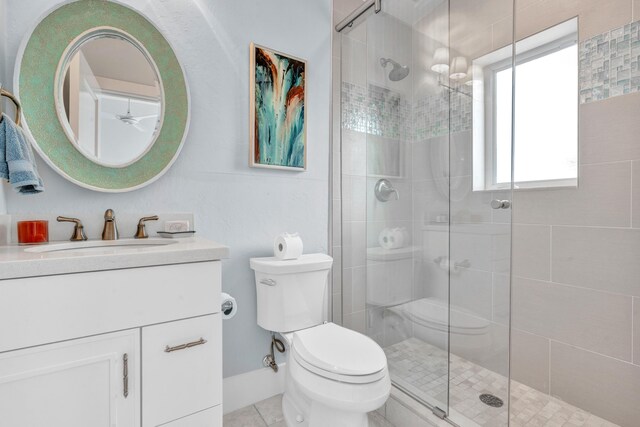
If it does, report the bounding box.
[161,406,221,427]
[142,315,221,427]
[0,261,221,352]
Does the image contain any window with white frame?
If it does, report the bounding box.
[472,18,578,190]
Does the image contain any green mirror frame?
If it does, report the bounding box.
[15,0,189,192]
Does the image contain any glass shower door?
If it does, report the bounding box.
[340,0,513,424]
[339,0,453,415]
[446,1,514,425]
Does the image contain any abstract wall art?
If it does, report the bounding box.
[250,43,306,170]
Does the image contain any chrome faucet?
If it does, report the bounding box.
[102,209,119,240]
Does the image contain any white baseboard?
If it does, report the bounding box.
[223,364,286,414]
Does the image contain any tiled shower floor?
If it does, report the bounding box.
[385,338,619,427]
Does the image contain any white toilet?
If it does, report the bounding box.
[250,254,391,427]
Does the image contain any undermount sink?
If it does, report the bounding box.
[24,238,178,254]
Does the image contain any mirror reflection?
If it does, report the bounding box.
[60,34,162,167]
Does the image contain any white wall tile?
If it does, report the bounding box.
[550,340,640,426]
[332,246,342,294]
[512,224,550,281]
[341,36,367,87]
[450,267,494,320]
[514,0,632,41]
[634,297,640,365]
[513,277,633,361]
[343,310,366,333]
[368,177,413,222]
[352,265,367,313]
[633,161,640,228]
[552,226,640,297]
[450,321,509,376]
[511,329,550,393]
[332,198,342,243]
[341,129,367,176]
[342,220,366,269]
[492,273,510,325]
[449,224,511,274]
[342,175,367,222]
[342,267,353,314]
[580,93,640,165]
[512,162,631,227]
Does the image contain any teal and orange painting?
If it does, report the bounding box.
[251,44,306,169]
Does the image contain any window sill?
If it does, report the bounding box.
[476,178,578,192]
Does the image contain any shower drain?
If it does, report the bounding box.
[479,393,504,408]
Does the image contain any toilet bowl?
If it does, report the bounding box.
[250,254,391,427]
[280,323,390,426]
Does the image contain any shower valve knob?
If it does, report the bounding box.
[491,199,511,210]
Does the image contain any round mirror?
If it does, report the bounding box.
[57,30,163,168]
[15,0,189,192]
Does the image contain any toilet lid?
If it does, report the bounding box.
[292,323,387,380]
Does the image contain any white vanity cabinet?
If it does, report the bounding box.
[0,240,227,427]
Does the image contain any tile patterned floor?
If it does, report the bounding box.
[385,338,619,427]
[223,394,395,427]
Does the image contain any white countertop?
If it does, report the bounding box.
[0,237,229,280]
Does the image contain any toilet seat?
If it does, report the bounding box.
[291,323,387,384]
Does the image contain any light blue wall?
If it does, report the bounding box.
[2,0,332,377]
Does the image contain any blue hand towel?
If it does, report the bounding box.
[0,113,44,194]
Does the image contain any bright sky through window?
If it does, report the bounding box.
[495,44,578,185]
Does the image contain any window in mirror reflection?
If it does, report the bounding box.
[473,18,578,190]
[61,35,162,167]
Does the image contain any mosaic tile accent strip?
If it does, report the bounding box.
[341,82,411,140]
[579,20,640,103]
[342,82,471,141]
[385,338,619,427]
[414,91,472,140]
[341,82,369,134]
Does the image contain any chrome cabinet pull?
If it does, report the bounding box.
[164,337,207,353]
[260,278,277,286]
[123,353,129,398]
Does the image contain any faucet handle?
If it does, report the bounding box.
[57,216,88,241]
[134,215,159,239]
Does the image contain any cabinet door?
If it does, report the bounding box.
[0,329,140,427]
[142,314,221,426]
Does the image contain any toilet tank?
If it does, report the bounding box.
[250,254,333,332]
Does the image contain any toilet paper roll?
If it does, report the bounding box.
[390,227,408,249]
[379,227,408,250]
[221,292,238,320]
[378,228,393,249]
[273,232,303,260]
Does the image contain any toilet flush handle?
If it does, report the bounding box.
[260,278,277,286]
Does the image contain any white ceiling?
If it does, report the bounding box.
[80,37,159,87]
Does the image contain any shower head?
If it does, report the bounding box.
[380,57,410,81]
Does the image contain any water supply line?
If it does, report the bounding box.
[263,332,286,372]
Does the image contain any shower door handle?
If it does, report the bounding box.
[491,199,511,210]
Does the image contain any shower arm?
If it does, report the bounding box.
[437,74,472,98]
